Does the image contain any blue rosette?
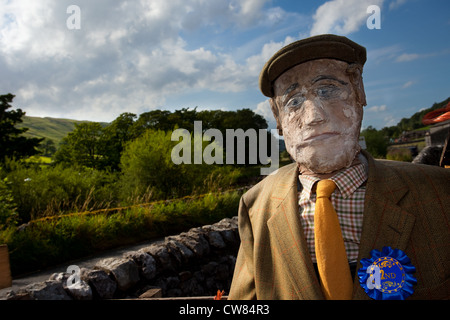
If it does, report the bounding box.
[358,246,417,300]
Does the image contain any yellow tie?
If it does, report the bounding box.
[314,179,353,300]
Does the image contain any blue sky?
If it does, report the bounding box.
[0,0,449,130]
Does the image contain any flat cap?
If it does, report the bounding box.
[259,34,367,97]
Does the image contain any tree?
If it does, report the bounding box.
[101,112,137,171]
[39,139,57,156]
[120,129,228,200]
[0,177,18,230]
[0,93,43,163]
[120,129,189,199]
[54,122,104,168]
[360,126,388,158]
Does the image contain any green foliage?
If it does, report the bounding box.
[3,162,119,222]
[53,122,104,169]
[0,93,43,163]
[52,108,269,171]
[0,190,243,276]
[360,126,388,158]
[120,129,183,199]
[0,177,19,230]
[38,139,57,157]
[386,148,413,162]
[119,129,240,201]
[101,112,137,171]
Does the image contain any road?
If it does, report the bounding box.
[0,238,164,299]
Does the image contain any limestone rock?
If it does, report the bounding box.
[124,250,157,281]
[179,228,210,256]
[204,229,226,249]
[49,271,92,300]
[66,279,92,300]
[25,280,72,300]
[95,258,139,292]
[145,244,175,273]
[165,237,194,264]
[80,268,117,299]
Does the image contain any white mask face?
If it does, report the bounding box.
[272,59,364,174]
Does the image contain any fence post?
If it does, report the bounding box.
[0,244,12,289]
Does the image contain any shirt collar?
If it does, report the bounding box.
[298,162,368,200]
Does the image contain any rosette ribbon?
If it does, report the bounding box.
[358,246,417,300]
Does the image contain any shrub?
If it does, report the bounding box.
[119,129,241,202]
[0,177,18,230]
[4,162,119,222]
[386,148,413,162]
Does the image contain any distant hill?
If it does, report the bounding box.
[381,97,450,139]
[17,116,92,145]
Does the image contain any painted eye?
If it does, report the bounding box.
[317,85,340,98]
[285,95,305,108]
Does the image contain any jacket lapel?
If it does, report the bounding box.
[266,164,324,299]
[353,151,416,298]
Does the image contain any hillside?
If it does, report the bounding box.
[381,97,450,138]
[18,116,97,145]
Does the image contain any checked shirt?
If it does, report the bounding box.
[298,162,368,263]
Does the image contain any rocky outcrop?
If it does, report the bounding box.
[5,217,239,300]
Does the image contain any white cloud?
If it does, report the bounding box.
[383,115,398,127]
[367,45,402,64]
[310,0,384,36]
[389,0,408,10]
[402,81,415,89]
[396,53,421,62]
[367,105,387,112]
[0,0,290,122]
[254,100,277,130]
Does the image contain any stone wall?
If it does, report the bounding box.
[5,217,240,300]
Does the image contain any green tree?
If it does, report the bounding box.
[101,112,137,171]
[0,93,43,163]
[120,129,189,199]
[39,139,57,157]
[54,122,104,168]
[120,129,231,201]
[361,126,388,158]
[131,110,171,136]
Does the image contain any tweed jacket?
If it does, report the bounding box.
[228,151,450,300]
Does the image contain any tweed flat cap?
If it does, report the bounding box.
[259,34,367,97]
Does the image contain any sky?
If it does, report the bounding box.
[0,0,449,131]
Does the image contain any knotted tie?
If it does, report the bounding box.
[314,179,353,300]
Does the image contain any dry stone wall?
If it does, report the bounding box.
[5,217,240,300]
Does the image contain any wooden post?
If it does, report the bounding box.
[0,244,12,289]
